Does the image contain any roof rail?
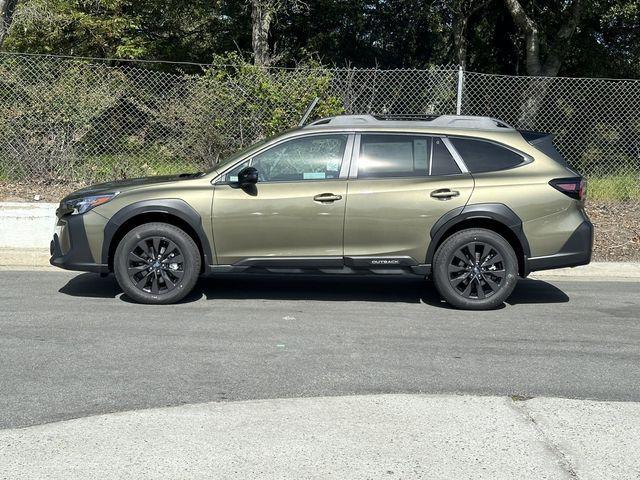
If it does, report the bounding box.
[306,114,514,130]
[372,114,440,122]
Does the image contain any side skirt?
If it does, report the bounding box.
[206,256,431,277]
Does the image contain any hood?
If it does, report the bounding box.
[63,173,204,201]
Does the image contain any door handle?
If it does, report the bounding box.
[430,189,460,199]
[313,193,343,203]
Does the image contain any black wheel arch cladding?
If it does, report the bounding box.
[426,203,531,265]
[102,199,213,272]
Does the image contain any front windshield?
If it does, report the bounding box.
[207,129,298,173]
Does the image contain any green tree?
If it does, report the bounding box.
[0,0,19,45]
[1,0,639,78]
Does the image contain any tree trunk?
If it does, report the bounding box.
[251,0,273,67]
[503,0,581,77]
[452,1,490,69]
[454,16,468,69]
[503,0,581,127]
[0,0,19,46]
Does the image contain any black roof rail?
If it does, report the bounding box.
[372,114,440,122]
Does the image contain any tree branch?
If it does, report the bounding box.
[503,0,536,33]
[0,0,19,46]
[543,0,582,75]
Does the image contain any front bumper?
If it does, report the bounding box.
[49,214,108,274]
[525,220,594,274]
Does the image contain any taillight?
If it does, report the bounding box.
[549,177,586,201]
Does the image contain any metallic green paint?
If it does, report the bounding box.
[51,118,591,276]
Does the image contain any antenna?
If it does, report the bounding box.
[298,97,319,127]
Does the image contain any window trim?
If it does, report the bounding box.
[445,135,534,173]
[213,132,355,185]
[351,132,467,180]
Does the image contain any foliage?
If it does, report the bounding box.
[156,52,343,166]
[0,55,129,179]
[0,53,344,182]
[3,0,239,61]
[588,174,640,202]
[2,0,639,79]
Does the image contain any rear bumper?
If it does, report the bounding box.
[525,220,593,274]
[49,214,108,274]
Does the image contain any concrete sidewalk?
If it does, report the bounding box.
[2,394,639,480]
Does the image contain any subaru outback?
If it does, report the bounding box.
[50,115,593,309]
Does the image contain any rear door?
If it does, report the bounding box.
[343,133,474,265]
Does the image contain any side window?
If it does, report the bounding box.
[450,138,526,173]
[358,135,429,178]
[357,135,462,178]
[225,135,348,183]
[431,138,461,176]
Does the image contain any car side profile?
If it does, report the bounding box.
[50,114,593,310]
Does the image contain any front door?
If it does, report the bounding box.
[344,133,474,264]
[212,133,353,265]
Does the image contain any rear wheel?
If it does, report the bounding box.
[114,222,201,304]
[432,228,518,310]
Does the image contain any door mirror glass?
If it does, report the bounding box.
[237,166,259,185]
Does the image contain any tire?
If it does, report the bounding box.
[114,222,201,304]
[432,228,519,310]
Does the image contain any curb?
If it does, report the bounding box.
[0,202,57,250]
[0,248,52,268]
[529,261,640,280]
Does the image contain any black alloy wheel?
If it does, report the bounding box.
[114,222,201,304]
[432,228,518,310]
[127,236,185,295]
[447,242,505,300]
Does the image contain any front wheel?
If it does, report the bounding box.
[114,222,201,304]
[432,228,519,310]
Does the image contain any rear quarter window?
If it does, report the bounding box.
[450,138,526,173]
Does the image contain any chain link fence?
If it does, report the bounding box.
[0,52,638,209]
[462,71,640,204]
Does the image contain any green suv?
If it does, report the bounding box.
[51,115,593,309]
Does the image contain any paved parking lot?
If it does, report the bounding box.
[1,270,639,429]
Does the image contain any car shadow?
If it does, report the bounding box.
[59,273,569,307]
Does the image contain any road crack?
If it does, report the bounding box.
[507,397,580,480]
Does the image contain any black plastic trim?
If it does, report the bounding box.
[527,220,593,272]
[213,256,430,277]
[50,215,108,273]
[101,199,213,272]
[207,264,430,277]
[233,256,343,268]
[426,203,531,264]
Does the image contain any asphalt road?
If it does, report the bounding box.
[1,270,639,429]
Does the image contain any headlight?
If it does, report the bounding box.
[64,193,118,215]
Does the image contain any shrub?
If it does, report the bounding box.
[0,53,344,182]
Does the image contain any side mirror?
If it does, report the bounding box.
[237,166,259,186]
